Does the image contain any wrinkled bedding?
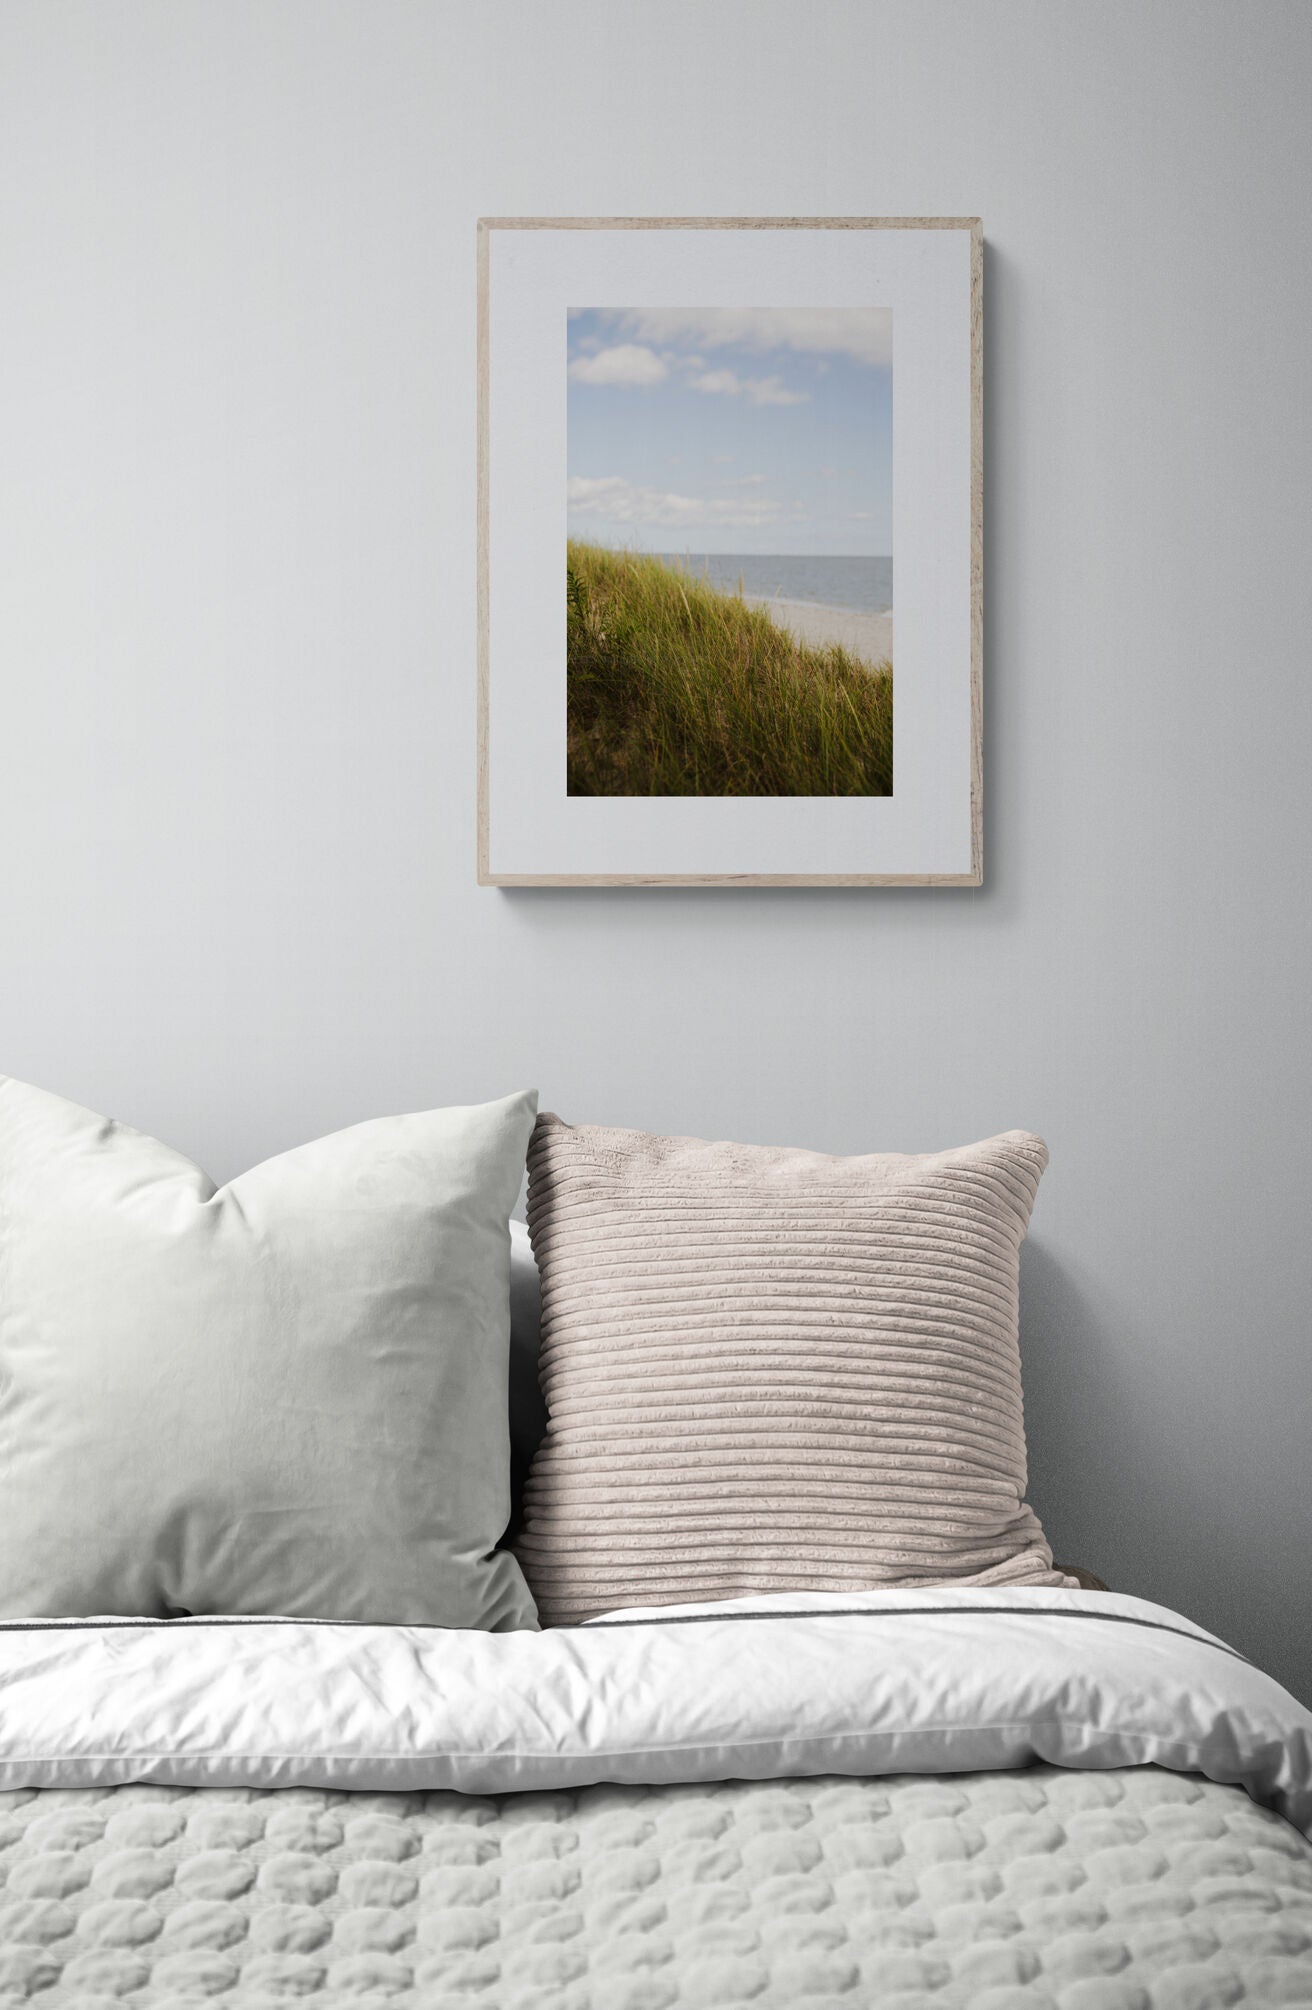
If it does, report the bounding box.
[1,1589,1310,2005]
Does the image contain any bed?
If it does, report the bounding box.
[3,1087,1310,2005]
[2,1588,1311,2006]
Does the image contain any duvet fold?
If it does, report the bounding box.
[1,1588,1309,1837]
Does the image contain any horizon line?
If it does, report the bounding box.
[568,544,893,560]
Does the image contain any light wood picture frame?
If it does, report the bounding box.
[478,217,982,886]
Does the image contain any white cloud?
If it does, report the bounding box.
[566,354,806,405]
[608,307,892,369]
[568,344,668,388]
[689,368,808,407]
[567,474,792,531]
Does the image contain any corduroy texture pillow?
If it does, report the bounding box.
[517,1115,1072,1624]
[0,1076,540,1628]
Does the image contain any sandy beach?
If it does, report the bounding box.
[747,594,892,672]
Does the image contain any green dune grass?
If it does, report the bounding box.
[566,542,893,797]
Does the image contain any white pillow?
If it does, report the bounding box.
[0,1076,539,1627]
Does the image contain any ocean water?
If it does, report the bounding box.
[653,553,892,615]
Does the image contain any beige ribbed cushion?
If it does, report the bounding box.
[517,1116,1071,1625]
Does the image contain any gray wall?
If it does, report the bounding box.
[2,2,1309,1699]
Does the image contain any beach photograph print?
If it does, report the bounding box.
[566,308,893,798]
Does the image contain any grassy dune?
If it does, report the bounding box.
[566,543,893,797]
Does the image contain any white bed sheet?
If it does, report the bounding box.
[2,1588,1309,1836]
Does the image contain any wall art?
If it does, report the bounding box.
[478,217,981,885]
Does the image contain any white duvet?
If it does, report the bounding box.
[3,1587,1310,1836]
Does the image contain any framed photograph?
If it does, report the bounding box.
[478,217,981,886]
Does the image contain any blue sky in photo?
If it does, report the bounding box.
[567,307,892,557]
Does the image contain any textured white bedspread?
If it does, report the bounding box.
[1,1589,1309,1833]
[3,1591,1312,2005]
[4,1767,1312,2006]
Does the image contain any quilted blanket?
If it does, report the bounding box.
[0,1588,1309,2004]
[4,1767,1312,2006]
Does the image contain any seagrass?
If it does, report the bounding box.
[517,1116,1069,1624]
